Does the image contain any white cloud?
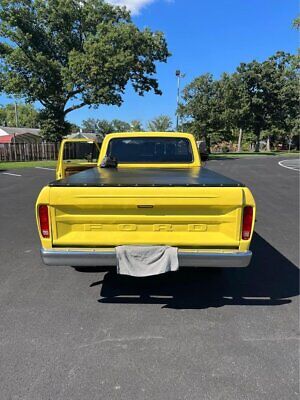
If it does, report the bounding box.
[106,0,157,15]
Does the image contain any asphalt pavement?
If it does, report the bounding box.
[0,157,299,400]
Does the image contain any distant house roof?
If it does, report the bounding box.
[0,127,42,143]
[0,134,14,143]
[0,126,41,137]
[0,133,43,144]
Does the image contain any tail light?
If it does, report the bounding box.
[242,206,253,240]
[38,205,50,238]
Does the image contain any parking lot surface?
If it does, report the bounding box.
[0,157,299,400]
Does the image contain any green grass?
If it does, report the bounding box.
[0,160,57,169]
[210,151,300,159]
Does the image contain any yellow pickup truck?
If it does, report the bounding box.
[36,132,255,269]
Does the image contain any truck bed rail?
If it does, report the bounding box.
[49,167,245,188]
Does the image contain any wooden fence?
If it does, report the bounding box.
[0,142,60,162]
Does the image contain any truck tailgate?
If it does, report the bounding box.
[49,186,244,248]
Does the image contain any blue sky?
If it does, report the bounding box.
[0,0,298,127]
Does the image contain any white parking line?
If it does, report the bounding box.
[35,167,55,171]
[278,159,300,172]
[2,172,22,177]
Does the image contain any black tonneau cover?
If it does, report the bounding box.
[49,167,244,187]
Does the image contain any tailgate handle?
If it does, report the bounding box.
[137,205,154,208]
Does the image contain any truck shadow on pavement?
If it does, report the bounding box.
[86,233,299,309]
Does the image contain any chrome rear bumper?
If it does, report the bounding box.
[41,248,252,268]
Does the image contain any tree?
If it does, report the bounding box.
[82,118,132,135]
[293,16,300,29]
[147,115,173,132]
[111,119,131,133]
[180,52,298,152]
[70,123,80,133]
[94,120,114,136]
[178,74,223,151]
[0,102,39,127]
[81,118,99,133]
[234,52,298,151]
[0,0,170,141]
[130,119,144,131]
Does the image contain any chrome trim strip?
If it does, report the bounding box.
[41,248,252,268]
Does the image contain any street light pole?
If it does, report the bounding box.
[14,102,19,128]
[176,70,185,131]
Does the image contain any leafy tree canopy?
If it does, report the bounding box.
[0,102,40,128]
[234,52,298,150]
[293,16,300,29]
[81,117,141,135]
[130,119,144,131]
[111,119,131,133]
[147,115,173,132]
[179,52,298,151]
[178,73,223,147]
[0,0,170,141]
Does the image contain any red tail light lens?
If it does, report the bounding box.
[242,206,253,240]
[38,205,50,238]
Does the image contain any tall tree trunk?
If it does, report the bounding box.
[254,127,261,152]
[237,128,243,152]
[202,128,211,153]
[39,106,71,142]
[266,136,271,152]
[288,133,293,152]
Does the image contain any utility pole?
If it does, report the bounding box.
[176,70,185,131]
[14,102,19,127]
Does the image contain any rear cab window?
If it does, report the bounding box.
[63,141,100,163]
[106,137,193,163]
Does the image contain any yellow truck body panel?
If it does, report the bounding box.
[36,132,255,268]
